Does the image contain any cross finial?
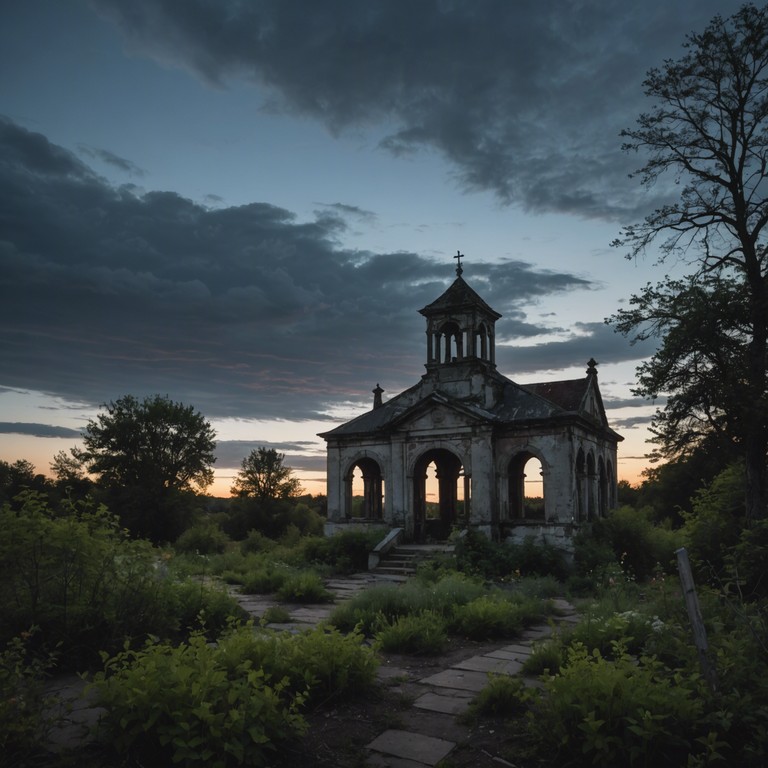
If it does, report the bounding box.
[454,250,464,276]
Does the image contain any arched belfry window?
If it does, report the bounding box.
[438,321,462,363]
[474,323,488,361]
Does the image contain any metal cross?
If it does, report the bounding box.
[454,250,464,276]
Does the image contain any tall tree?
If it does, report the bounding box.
[613,4,768,522]
[231,447,301,501]
[77,395,216,539]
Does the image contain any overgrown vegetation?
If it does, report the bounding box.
[89,623,378,767]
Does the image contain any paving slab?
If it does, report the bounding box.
[419,668,490,693]
[498,643,534,655]
[366,752,431,768]
[485,648,528,661]
[520,625,553,639]
[413,691,473,715]
[367,729,455,766]
[452,655,523,675]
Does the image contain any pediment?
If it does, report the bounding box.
[388,394,494,432]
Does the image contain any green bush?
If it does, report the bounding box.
[463,674,534,721]
[213,623,378,705]
[240,564,291,594]
[174,520,230,555]
[0,493,177,664]
[330,574,485,633]
[0,631,58,767]
[584,506,681,582]
[449,593,541,640]
[261,606,292,624]
[240,529,275,555]
[530,643,707,767]
[300,529,384,574]
[453,530,568,580]
[169,580,247,636]
[522,638,565,676]
[374,610,448,655]
[275,571,333,603]
[90,630,307,767]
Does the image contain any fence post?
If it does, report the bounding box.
[675,546,718,692]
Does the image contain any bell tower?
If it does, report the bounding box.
[419,252,502,374]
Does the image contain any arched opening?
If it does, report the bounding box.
[438,321,462,363]
[598,457,608,517]
[575,448,586,522]
[474,323,488,360]
[586,452,596,520]
[413,448,465,541]
[346,457,384,519]
[508,452,545,520]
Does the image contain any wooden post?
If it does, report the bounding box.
[675,547,718,692]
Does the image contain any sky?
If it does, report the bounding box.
[0,0,741,496]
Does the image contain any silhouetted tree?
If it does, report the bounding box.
[231,447,301,500]
[77,395,216,540]
[613,4,768,522]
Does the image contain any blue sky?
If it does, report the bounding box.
[0,0,738,495]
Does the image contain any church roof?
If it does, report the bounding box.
[320,370,620,440]
[419,276,502,320]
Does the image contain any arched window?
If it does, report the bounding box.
[508,452,545,520]
[586,452,596,520]
[346,458,384,519]
[575,448,586,521]
[439,321,462,362]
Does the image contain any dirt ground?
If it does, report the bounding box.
[271,637,544,768]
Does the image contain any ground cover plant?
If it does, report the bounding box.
[330,571,554,651]
[89,622,379,767]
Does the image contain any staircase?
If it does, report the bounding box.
[370,543,454,578]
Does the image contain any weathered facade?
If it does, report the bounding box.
[320,263,622,550]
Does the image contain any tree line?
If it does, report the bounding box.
[1,393,316,543]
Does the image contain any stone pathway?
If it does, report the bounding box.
[44,575,578,768]
[363,597,579,767]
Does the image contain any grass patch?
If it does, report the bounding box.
[374,610,448,655]
[276,571,333,603]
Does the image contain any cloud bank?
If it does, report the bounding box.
[1,116,637,421]
[91,0,727,220]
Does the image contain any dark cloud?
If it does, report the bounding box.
[496,322,657,375]
[610,415,655,430]
[0,422,82,438]
[77,145,146,176]
[215,440,323,468]
[1,118,617,420]
[90,0,728,220]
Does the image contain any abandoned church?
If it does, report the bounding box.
[320,257,622,552]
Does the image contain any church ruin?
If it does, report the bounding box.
[320,257,622,550]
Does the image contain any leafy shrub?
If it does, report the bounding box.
[275,571,333,603]
[374,611,448,655]
[0,493,178,664]
[522,638,565,676]
[330,574,485,633]
[90,630,307,767]
[454,530,567,580]
[449,594,541,640]
[0,631,58,767]
[174,520,230,555]
[530,643,707,767]
[213,623,378,705]
[261,606,292,624]
[240,564,291,594]
[462,674,534,721]
[300,529,384,574]
[584,506,681,582]
[169,580,247,636]
[240,529,275,555]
